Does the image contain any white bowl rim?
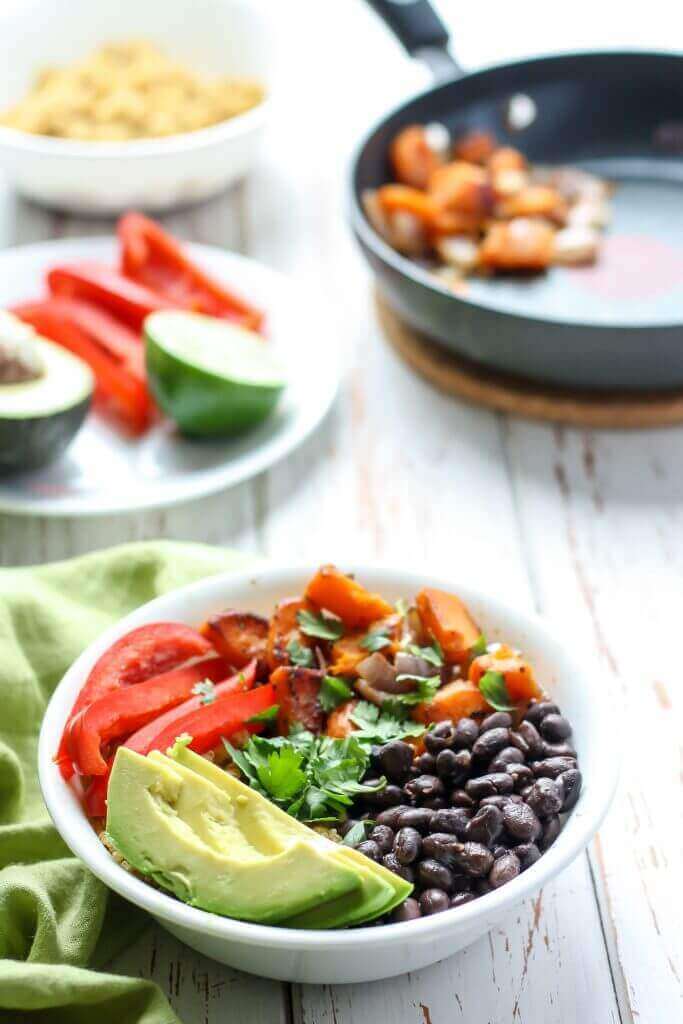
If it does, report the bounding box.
[38,563,619,952]
[0,97,269,158]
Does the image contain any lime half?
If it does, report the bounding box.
[145,311,285,438]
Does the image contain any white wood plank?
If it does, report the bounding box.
[504,421,683,1022]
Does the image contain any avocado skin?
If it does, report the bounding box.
[145,334,283,439]
[0,396,90,474]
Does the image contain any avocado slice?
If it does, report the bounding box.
[106,748,360,924]
[167,745,413,928]
[0,314,93,474]
[145,311,285,438]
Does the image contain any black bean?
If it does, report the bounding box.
[502,801,541,842]
[455,842,494,877]
[472,727,511,762]
[404,774,445,803]
[480,711,513,732]
[369,824,395,854]
[450,788,475,809]
[508,730,529,756]
[376,805,411,830]
[450,873,472,893]
[492,845,508,859]
[415,752,436,774]
[417,858,454,892]
[505,763,534,791]
[515,842,541,871]
[435,748,462,779]
[559,768,582,812]
[382,852,415,883]
[465,804,504,846]
[489,852,520,888]
[422,796,449,810]
[390,897,422,923]
[419,888,450,915]
[424,722,457,754]
[394,826,422,864]
[397,807,435,833]
[532,756,577,780]
[451,892,476,908]
[431,808,471,836]
[453,718,479,749]
[466,772,514,800]
[489,746,525,772]
[539,713,572,742]
[356,840,381,862]
[515,721,544,759]
[377,740,414,782]
[475,878,494,895]
[367,783,405,808]
[422,833,461,867]
[525,778,564,819]
[542,741,577,759]
[539,814,561,851]
[524,700,559,726]
[479,795,510,811]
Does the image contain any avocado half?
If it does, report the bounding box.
[0,335,93,475]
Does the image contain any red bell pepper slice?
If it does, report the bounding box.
[47,262,174,331]
[83,662,259,817]
[67,656,229,777]
[12,299,153,435]
[118,212,264,332]
[56,622,212,778]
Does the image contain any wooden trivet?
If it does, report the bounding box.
[376,294,683,429]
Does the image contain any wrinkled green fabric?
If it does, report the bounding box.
[0,541,256,1023]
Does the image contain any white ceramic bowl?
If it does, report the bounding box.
[0,0,269,213]
[38,566,618,984]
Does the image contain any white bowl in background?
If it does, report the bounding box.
[0,0,269,213]
[38,566,618,984]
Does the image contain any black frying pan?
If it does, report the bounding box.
[350,0,683,391]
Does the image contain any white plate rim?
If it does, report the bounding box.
[0,237,340,517]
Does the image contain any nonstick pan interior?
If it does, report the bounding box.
[351,52,683,390]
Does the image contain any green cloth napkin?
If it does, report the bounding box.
[0,540,255,1023]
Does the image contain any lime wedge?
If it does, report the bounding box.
[145,311,285,438]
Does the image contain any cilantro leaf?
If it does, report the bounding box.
[406,641,443,668]
[319,675,354,712]
[287,638,315,667]
[360,629,392,653]
[247,704,280,724]
[191,679,216,705]
[478,670,516,711]
[342,820,374,847]
[297,609,344,641]
[469,634,487,657]
[350,701,426,743]
[255,746,307,802]
[387,675,440,709]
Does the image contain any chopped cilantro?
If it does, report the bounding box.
[191,679,216,705]
[478,670,516,711]
[349,700,426,743]
[406,640,443,668]
[246,704,280,724]
[319,675,354,712]
[360,628,392,653]
[297,609,344,641]
[389,674,441,709]
[287,638,315,667]
[342,819,374,847]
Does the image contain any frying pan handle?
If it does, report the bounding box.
[364,0,462,81]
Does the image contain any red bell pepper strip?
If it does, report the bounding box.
[56,622,212,778]
[118,212,264,332]
[12,299,153,435]
[67,656,228,777]
[47,262,174,331]
[83,662,258,817]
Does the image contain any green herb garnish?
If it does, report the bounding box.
[360,629,392,653]
[478,670,516,711]
[246,704,280,724]
[470,634,487,657]
[287,638,315,667]
[389,674,441,709]
[349,700,426,743]
[319,675,354,712]
[297,609,344,641]
[405,640,443,667]
[342,819,374,847]
[191,679,216,706]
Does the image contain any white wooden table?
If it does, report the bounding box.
[1,2,681,1020]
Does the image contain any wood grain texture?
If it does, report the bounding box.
[1,1,680,1020]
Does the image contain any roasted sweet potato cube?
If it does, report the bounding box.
[416,587,481,664]
[305,565,394,630]
[390,124,444,190]
[272,666,325,734]
[201,610,268,669]
[267,597,311,670]
[326,699,359,738]
[454,130,497,164]
[497,185,568,224]
[414,680,489,724]
[469,648,541,703]
[488,146,527,174]
[428,161,493,218]
[479,218,555,271]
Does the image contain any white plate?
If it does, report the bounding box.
[0,238,339,516]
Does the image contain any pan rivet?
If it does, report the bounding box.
[505,94,537,132]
